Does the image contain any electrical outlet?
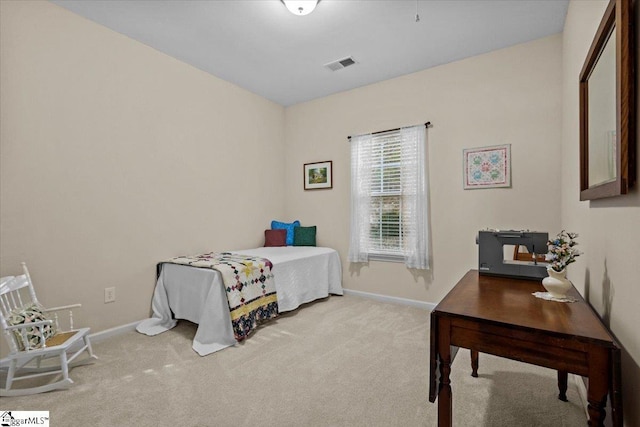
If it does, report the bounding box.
[104,287,116,303]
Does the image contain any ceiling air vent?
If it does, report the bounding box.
[324,56,357,71]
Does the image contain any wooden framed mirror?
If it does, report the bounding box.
[579,0,635,200]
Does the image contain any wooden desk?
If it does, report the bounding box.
[429,270,621,426]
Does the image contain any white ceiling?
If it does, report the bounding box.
[51,0,569,107]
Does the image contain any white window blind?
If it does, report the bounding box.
[348,124,429,269]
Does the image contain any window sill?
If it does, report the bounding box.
[368,253,404,263]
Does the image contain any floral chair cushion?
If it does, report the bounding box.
[7,303,56,350]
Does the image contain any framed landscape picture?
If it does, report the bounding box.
[463,144,511,189]
[304,161,333,190]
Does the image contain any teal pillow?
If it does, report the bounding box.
[293,226,317,246]
[271,220,300,246]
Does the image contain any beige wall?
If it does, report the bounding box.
[284,34,563,304]
[562,1,640,425]
[0,1,285,334]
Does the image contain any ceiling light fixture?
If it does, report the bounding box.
[282,0,318,16]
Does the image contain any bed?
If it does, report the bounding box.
[136,246,343,355]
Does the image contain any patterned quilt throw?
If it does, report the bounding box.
[165,252,279,341]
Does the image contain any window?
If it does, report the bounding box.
[348,124,429,269]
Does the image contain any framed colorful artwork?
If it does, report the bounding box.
[304,160,333,190]
[463,144,511,189]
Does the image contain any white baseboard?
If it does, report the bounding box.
[573,374,589,419]
[342,288,435,311]
[89,320,142,344]
[0,321,143,368]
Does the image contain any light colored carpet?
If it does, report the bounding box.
[1,295,587,426]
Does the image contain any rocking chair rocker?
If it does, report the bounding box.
[0,263,97,396]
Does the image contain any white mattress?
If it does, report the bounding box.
[136,246,343,355]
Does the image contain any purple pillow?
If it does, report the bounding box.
[264,229,287,247]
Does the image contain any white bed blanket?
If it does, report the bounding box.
[136,246,343,355]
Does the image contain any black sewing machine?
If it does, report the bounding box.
[476,230,549,280]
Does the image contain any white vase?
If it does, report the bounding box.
[542,267,572,298]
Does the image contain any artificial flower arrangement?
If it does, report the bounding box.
[545,230,582,272]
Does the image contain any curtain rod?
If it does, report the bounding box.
[347,122,432,140]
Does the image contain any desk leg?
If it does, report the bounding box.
[437,317,452,427]
[470,350,479,377]
[587,346,610,426]
[557,370,568,401]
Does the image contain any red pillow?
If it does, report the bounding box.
[264,229,287,247]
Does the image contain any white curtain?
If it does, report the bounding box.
[400,125,429,269]
[348,133,373,263]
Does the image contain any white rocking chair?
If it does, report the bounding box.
[0,262,97,396]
